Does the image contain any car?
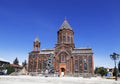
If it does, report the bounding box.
[118,73,120,77]
[0,71,4,75]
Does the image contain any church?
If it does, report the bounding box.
[28,19,94,76]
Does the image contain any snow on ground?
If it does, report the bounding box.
[0,76,120,84]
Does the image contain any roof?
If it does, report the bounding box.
[0,58,10,63]
[41,49,54,52]
[40,49,54,54]
[59,19,72,30]
[10,64,22,68]
[72,48,93,54]
[74,48,92,50]
[40,52,54,54]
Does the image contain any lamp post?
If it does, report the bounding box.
[110,52,119,81]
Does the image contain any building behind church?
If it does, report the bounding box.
[28,19,94,76]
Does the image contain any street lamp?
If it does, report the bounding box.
[110,52,119,81]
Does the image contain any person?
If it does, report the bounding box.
[45,69,48,77]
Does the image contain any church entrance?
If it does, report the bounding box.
[59,63,66,76]
[61,68,65,76]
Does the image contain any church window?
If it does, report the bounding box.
[35,45,39,51]
[84,59,87,70]
[68,36,70,43]
[33,61,37,72]
[88,56,92,72]
[38,60,41,71]
[63,36,66,42]
[36,45,38,47]
[79,57,83,73]
[75,60,78,72]
[61,54,65,62]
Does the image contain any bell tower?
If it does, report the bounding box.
[57,19,75,48]
[54,19,75,76]
[33,37,40,52]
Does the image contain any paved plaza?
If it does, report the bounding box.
[0,76,120,84]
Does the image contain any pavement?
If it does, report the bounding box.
[0,76,120,84]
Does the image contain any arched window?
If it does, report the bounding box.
[63,36,66,42]
[88,56,92,72]
[38,60,41,71]
[36,45,39,51]
[84,59,87,70]
[34,61,37,72]
[61,54,65,62]
[75,60,78,72]
[68,36,70,43]
[79,57,83,73]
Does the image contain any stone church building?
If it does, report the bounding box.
[28,19,94,76]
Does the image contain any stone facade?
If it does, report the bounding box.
[28,19,94,76]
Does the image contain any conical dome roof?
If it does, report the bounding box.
[59,19,72,30]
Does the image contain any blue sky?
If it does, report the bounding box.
[0,0,120,68]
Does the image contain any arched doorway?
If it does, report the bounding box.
[61,68,65,76]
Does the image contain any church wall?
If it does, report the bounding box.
[28,54,49,73]
[28,19,94,76]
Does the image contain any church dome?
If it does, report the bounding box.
[59,19,72,30]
